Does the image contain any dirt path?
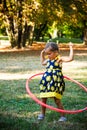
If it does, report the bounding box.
[0,42,87,53]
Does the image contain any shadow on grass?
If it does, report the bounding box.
[0,113,28,130]
[0,112,87,130]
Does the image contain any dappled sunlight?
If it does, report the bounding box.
[63,60,87,79]
[63,60,87,69]
[16,111,40,119]
[1,110,40,119]
[17,93,40,99]
[0,60,87,80]
[0,48,87,81]
[75,52,87,56]
[0,70,44,80]
[0,72,30,80]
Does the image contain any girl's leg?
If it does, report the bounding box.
[38,98,47,120]
[54,97,65,117]
[41,98,47,115]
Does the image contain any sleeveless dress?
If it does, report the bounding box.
[40,56,65,99]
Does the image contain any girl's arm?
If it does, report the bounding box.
[58,42,74,62]
[40,49,47,65]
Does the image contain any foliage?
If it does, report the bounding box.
[0,0,87,48]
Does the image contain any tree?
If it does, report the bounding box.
[0,0,87,48]
[59,0,87,45]
[0,0,40,48]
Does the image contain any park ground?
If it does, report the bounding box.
[0,39,87,52]
[0,41,87,130]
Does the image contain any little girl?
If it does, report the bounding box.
[38,42,73,121]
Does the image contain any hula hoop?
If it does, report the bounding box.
[26,73,87,114]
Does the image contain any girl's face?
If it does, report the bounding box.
[45,47,58,60]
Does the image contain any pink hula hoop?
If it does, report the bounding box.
[26,73,87,114]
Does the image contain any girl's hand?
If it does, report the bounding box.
[40,49,47,65]
[57,42,74,63]
[41,49,45,54]
[69,42,73,47]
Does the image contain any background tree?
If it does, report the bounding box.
[59,0,87,44]
[1,0,40,48]
[0,0,87,48]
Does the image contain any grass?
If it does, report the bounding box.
[50,37,83,43]
[0,36,8,40]
[0,49,87,130]
[36,37,83,43]
[0,36,83,43]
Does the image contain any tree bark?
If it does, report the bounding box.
[34,21,47,41]
[28,25,34,46]
[84,28,87,45]
[16,0,22,48]
[22,22,28,47]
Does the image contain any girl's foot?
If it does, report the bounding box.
[58,116,67,122]
[38,114,44,120]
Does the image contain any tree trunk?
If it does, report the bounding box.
[22,23,34,47]
[34,21,47,41]
[2,0,17,48]
[22,22,28,47]
[83,20,87,45]
[28,25,34,46]
[17,26,22,48]
[84,28,87,45]
[6,16,17,48]
[16,0,22,48]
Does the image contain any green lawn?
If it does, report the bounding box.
[0,50,87,130]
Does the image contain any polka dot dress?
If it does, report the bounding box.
[40,56,65,99]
